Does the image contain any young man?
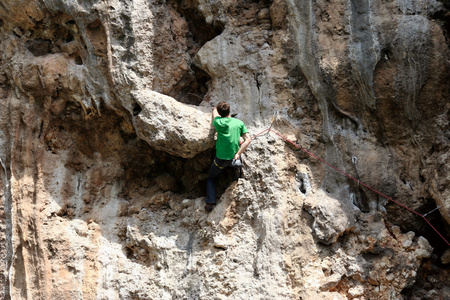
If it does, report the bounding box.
[205,101,252,212]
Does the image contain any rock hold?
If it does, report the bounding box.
[304,191,353,244]
[133,90,215,158]
[415,236,433,259]
[442,248,450,265]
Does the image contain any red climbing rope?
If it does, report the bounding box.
[250,126,450,247]
[250,128,270,139]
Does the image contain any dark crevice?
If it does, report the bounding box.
[26,39,52,56]
[168,65,211,105]
[152,1,224,105]
[120,142,214,201]
[380,47,393,61]
[132,104,142,116]
[65,32,74,43]
[172,2,224,47]
[400,200,450,298]
[74,55,83,65]
[386,197,449,256]
[417,201,450,256]
[419,174,425,183]
[38,120,44,139]
[44,101,213,215]
[299,178,306,194]
[431,1,450,46]
[352,186,371,213]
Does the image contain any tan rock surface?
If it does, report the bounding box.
[133,90,215,158]
[0,0,449,299]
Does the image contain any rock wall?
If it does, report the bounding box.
[0,0,449,299]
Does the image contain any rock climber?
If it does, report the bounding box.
[205,101,252,212]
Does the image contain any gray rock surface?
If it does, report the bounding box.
[0,0,448,299]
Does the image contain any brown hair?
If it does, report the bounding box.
[216,101,230,117]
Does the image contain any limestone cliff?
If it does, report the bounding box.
[0,0,449,299]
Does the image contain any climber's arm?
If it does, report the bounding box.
[212,108,220,123]
[234,133,251,160]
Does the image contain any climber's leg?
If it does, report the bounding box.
[206,157,231,206]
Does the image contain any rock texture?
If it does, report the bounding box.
[133,90,215,158]
[0,0,449,299]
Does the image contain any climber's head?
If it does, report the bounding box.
[216,101,230,117]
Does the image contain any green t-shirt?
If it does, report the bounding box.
[213,117,249,160]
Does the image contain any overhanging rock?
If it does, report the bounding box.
[133,90,215,158]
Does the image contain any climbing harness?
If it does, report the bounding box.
[213,158,226,169]
[248,125,450,247]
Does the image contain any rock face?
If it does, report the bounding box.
[133,90,215,158]
[0,0,449,299]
